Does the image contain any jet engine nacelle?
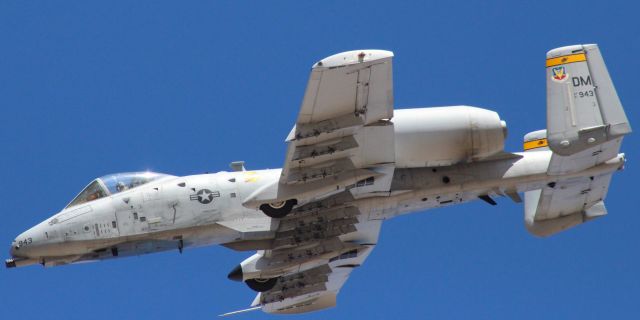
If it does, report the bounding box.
[392,106,507,168]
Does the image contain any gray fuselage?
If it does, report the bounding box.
[9,149,622,268]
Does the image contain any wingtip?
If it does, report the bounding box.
[314,49,393,68]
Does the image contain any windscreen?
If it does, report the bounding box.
[66,180,108,208]
[65,171,171,209]
[99,172,170,195]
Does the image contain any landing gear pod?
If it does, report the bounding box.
[245,277,279,292]
[259,199,297,218]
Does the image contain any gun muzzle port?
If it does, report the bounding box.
[5,259,16,268]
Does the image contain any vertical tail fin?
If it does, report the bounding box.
[523,44,629,237]
[523,129,549,152]
[546,44,631,156]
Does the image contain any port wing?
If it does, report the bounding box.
[231,192,382,314]
[278,50,396,200]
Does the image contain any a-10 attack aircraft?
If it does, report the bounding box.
[7,44,631,315]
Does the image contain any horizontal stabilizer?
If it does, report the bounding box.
[524,172,612,237]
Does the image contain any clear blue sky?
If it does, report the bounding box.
[1,1,638,319]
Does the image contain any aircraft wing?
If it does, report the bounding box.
[228,50,393,315]
[251,239,378,315]
[241,50,396,209]
[232,192,382,314]
[279,50,395,195]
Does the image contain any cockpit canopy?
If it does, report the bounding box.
[66,172,173,209]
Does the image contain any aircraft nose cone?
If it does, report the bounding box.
[10,243,17,257]
[9,237,26,257]
[11,226,42,258]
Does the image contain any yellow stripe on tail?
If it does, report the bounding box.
[546,53,586,68]
[523,138,548,151]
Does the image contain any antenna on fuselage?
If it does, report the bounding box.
[229,161,246,172]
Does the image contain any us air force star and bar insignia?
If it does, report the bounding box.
[190,189,220,204]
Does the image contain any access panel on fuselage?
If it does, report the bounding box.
[114,191,148,236]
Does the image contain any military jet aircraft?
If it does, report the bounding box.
[7,44,631,315]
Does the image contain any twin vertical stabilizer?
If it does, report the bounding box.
[524,44,630,237]
[546,44,631,157]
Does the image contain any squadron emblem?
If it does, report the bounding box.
[551,66,568,82]
[190,189,220,204]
